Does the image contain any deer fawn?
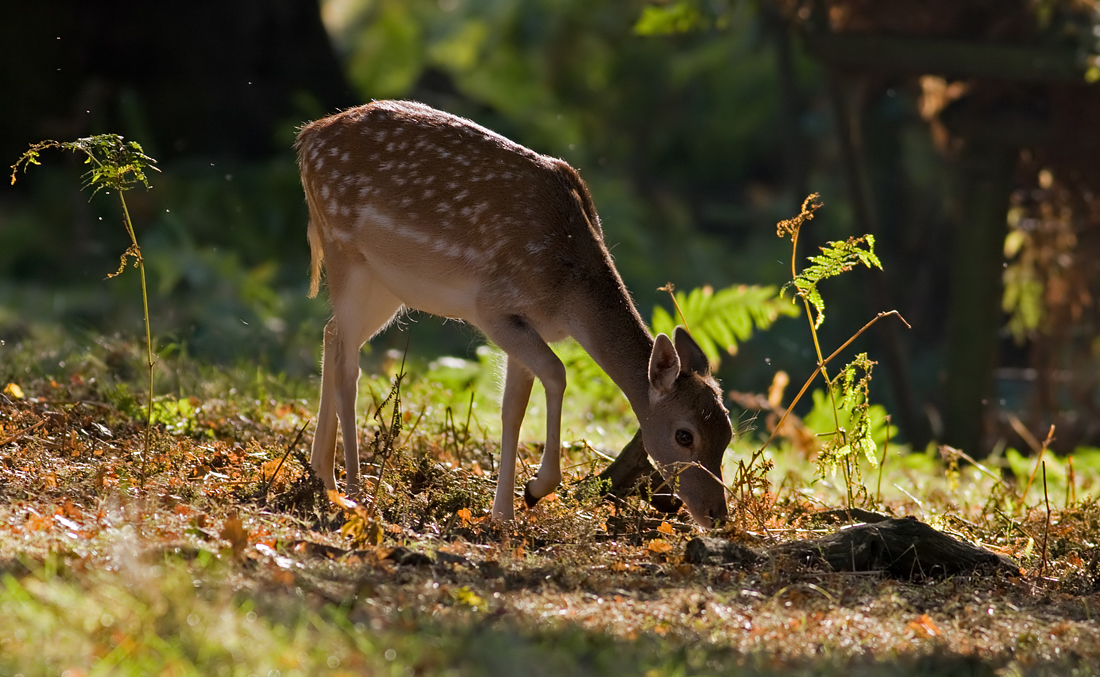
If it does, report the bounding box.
[296,100,731,527]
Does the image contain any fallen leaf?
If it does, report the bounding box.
[908,613,941,638]
[220,514,249,555]
[648,538,673,554]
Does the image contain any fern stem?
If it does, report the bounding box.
[755,310,908,457]
[118,191,155,489]
[790,217,845,455]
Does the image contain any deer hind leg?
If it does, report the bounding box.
[485,316,567,519]
[312,266,402,494]
[493,356,535,521]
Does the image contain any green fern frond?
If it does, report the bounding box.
[11,134,158,192]
[785,235,882,329]
[651,284,798,367]
[813,352,880,476]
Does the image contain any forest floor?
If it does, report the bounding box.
[2,336,1100,676]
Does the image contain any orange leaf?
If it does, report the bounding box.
[908,614,941,638]
[220,514,249,555]
[3,383,24,399]
[457,508,473,524]
[647,538,673,554]
[657,521,674,535]
[327,490,358,509]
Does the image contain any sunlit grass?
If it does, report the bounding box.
[3,330,1100,675]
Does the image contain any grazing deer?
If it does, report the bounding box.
[296,100,731,527]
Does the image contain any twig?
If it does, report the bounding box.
[876,415,890,505]
[657,282,690,332]
[0,419,48,448]
[398,406,428,450]
[366,350,407,521]
[1039,462,1050,580]
[261,420,311,502]
[940,445,1015,495]
[756,310,910,457]
[459,388,476,463]
[1066,456,1076,508]
[1018,422,1055,505]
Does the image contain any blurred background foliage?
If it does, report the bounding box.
[3,0,1100,459]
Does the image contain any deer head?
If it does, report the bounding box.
[645,328,731,527]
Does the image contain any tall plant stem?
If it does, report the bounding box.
[118,192,155,488]
[789,219,851,506]
[754,310,909,460]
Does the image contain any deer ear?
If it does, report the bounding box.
[673,326,711,377]
[649,333,680,395]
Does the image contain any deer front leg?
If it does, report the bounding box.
[494,356,534,521]
[487,316,567,518]
[524,358,565,508]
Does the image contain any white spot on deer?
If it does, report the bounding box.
[440,242,465,259]
[329,147,340,157]
[454,189,469,202]
[321,184,331,200]
[525,242,545,255]
[315,158,325,170]
[404,228,433,246]
[341,152,350,163]
[393,176,407,187]
[358,186,373,198]
[386,142,396,152]
[356,204,397,231]
[423,188,436,199]
[373,130,387,142]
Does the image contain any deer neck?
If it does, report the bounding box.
[570,274,655,424]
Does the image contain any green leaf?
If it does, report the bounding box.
[651,284,798,367]
[790,235,881,330]
[634,2,705,35]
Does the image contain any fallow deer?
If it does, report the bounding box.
[296,100,731,526]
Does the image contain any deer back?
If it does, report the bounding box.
[296,100,620,337]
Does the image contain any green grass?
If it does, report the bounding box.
[3,330,1100,676]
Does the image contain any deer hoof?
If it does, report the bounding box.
[523,482,540,509]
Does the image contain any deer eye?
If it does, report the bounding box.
[675,429,694,448]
